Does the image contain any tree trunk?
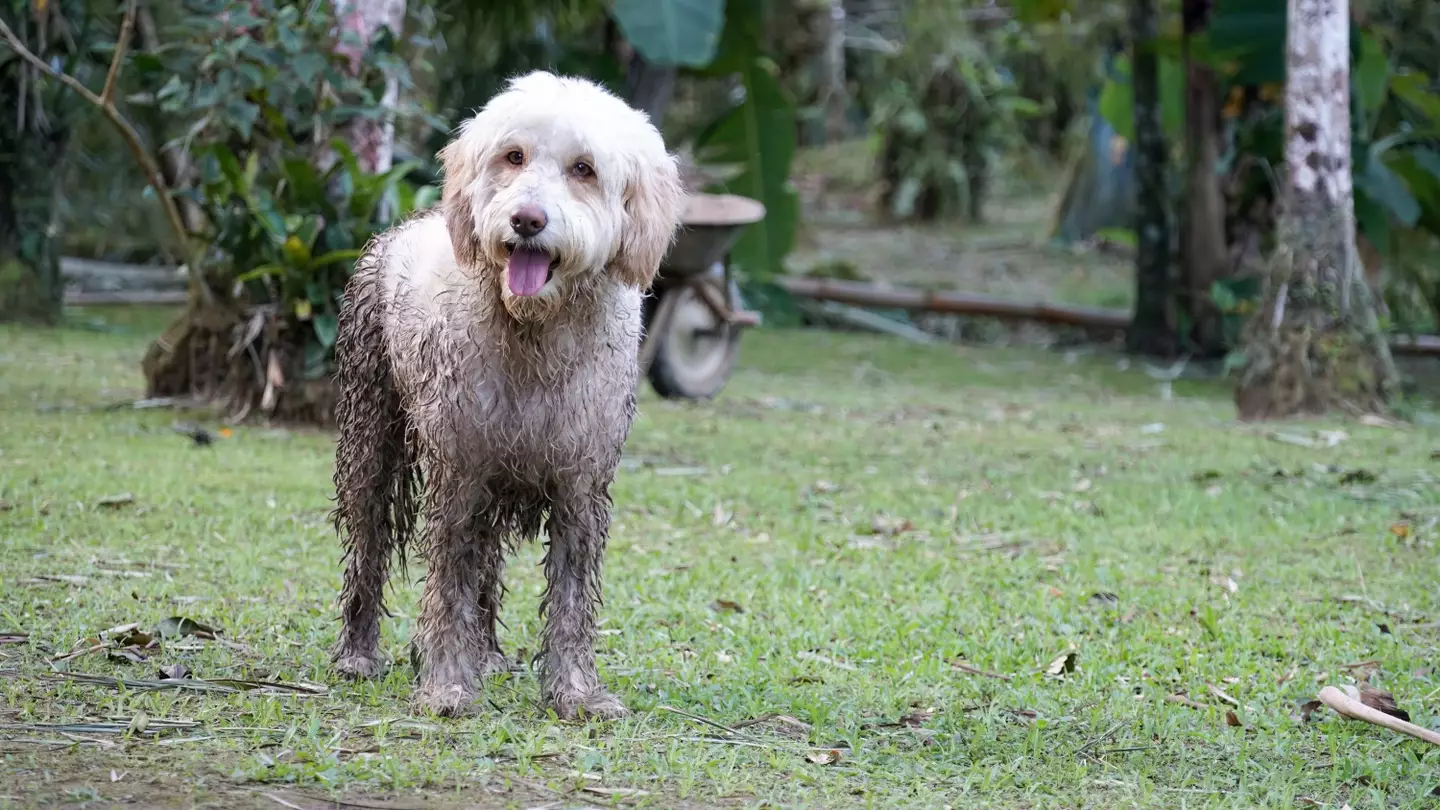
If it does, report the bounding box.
[332,0,406,174]
[625,53,676,127]
[1181,42,1229,353]
[821,0,847,143]
[1234,0,1398,419]
[1126,0,1178,356]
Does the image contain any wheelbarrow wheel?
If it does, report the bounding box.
[647,278,743,401]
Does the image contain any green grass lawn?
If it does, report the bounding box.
[2,307,1439,809]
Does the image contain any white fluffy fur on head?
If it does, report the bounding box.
[438,70,685,321]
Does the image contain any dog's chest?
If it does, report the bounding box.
[452,327,636,473]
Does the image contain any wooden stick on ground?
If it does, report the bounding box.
[1316,685,1440,746]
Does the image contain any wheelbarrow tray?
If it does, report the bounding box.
[659,193,766,278]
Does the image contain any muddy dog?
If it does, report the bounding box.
[328,71,684,718]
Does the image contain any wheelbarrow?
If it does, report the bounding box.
[637,193,766,400]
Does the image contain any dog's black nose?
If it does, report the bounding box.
[510,205,548,238]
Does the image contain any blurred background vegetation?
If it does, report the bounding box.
[3,0,1440,417]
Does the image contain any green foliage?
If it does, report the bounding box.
[128,0,441,150]
[1209,274,1263,347]
[871,0,1040,222]
[1096,51,1186,143]
[690,0,799,281]
[124,1,441,365]
[612,0,724,67]
[193,139,434,368]
[1083,0,1440,332]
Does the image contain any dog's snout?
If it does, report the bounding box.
[509,205,548,238]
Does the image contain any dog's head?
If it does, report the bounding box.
[438,71,685,322]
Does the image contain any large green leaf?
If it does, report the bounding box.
[1353,31,1390,125]
[1096,52,1186,143]
[1011,0,1071,25]
[612,0,724,68]
[1356,150,1421,228]
[1387,149,1440,238]
[694,59,798,281]
[1204,0,1286,85]
[1390,71,1440,124]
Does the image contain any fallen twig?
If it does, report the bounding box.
[656,705,742,737]
[950,660,1014,681]
[1074,721,1125,758]
[43,671,325,696]
[1316,685,1440,746]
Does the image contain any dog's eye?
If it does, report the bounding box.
[505,150,524,166]
[572,161,594,179]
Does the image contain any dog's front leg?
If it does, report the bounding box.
[411,470,489,718]
[539,484,628,720]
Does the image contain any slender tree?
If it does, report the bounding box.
[1125,0,1177,355]
[1234,0,1397,418]
[332,0,407,173]
[1180,0,1228,353]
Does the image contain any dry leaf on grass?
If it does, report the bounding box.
[797,650,857,672]
[156,616,219,640]
[107,647,149,665]
[1045,649,1079,677]
[1225,710,1243,728]
[1338,469,1378,485]
[1350,683,1411,722]
[899,707,935,727]
[1166,693,1206,710]
[710,599,745,614]
[867,515,915,537]
[95,493,136,509]
[158,664,190,680]
[804,749,843,765]
[1206,683,1240,707]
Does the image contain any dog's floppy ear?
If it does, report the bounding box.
[613,151,685,289]
[439,139,483,267]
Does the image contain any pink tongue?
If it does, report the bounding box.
[506,247,551,296]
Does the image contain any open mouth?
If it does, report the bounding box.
[503,242,558,297]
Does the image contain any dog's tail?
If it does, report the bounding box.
[331,251,421,588]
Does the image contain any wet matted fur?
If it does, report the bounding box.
[329,71,685,719]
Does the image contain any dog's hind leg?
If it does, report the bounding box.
[538,481,629,721]
[330,269,418,680]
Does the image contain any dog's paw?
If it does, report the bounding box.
[333,649,386,680]
[549,689,630,722]
[478,649,513,678]
[414,683,475,718]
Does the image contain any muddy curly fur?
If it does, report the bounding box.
[328,71,684,720]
